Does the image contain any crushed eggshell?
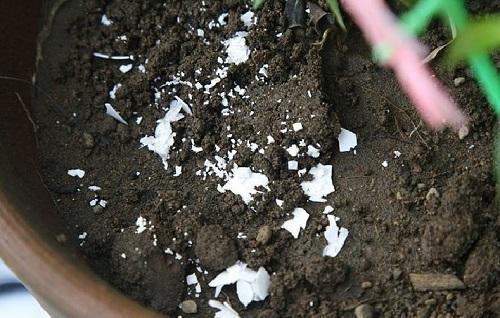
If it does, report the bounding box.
[338,128,357,152]
[281,208,309,239]
[288,161,299,170]
[109,83,122,99]
[275,199,284,208]
[292,123,303,132]
[307,145,320,158]
[223,167,269,204]
[173,166,182,177]
[208,300,240,318]
[101,14,113,26]
[135,216,148,234]
[286,144,300,157]
[301,164,335,202]
[105,103,128,125]
[322,205,334,214]
[140,98,191,169]
[191,139,204,153]
[119,64,133,73]
[240,11,256,27]
[209,261,271,307]
[186,273,198,285]
[67,169,85,179]
[223,32,250,65]
[323,215,349,258]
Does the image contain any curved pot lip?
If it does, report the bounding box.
[0,191,163,318]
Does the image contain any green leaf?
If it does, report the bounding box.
[253,0,266,10]
[325,0,346,31]
[447,15,500,65]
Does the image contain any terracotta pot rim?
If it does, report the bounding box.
[0,0,164,316]
[0,192,162,318]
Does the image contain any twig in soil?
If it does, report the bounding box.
[35,0,70,79]
[15,92,40,149]
[33,159,60,210]
[363,87,430,149]
[313,28,334,48]
[15,93,38,134]
[0,75,63,114]
[408,120,422,138]
[337,175,369,179]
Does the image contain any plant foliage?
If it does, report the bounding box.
[448,15,500,65]
[325,0,346,31]
[253,0,266,10]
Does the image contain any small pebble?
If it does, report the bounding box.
[458,126,469,140]
[92,205,104,214]
[453,77,465,87]
[256,225,272,245]
[426,188,440,201]
[361,281,373,289]
[409,273,465,291]
[82,133,95,148]
[392,269,403,280]
[354,304,374,318]
[425,298,437,306]
[181,300,198,314]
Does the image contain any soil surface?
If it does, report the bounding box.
[34,0,499,317]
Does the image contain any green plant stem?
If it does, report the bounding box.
[443,0,468,31]
[469,54,500,115]
[253,0,266,10]
[325,0,346,31]
[400,0,446,35]
[401,0,500,114]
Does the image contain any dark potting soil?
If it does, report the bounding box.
[33,0,499,317]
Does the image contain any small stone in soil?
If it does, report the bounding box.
[409,273,465,291]
[425,187,440,201]
[392,269,403,280]
[82,133,95,148]
[361,281,373,289]
[453,77,465,87]
[256,225,272,245]
[180,300,198,314]
[424,298,437,306]
[354,304,374,318]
